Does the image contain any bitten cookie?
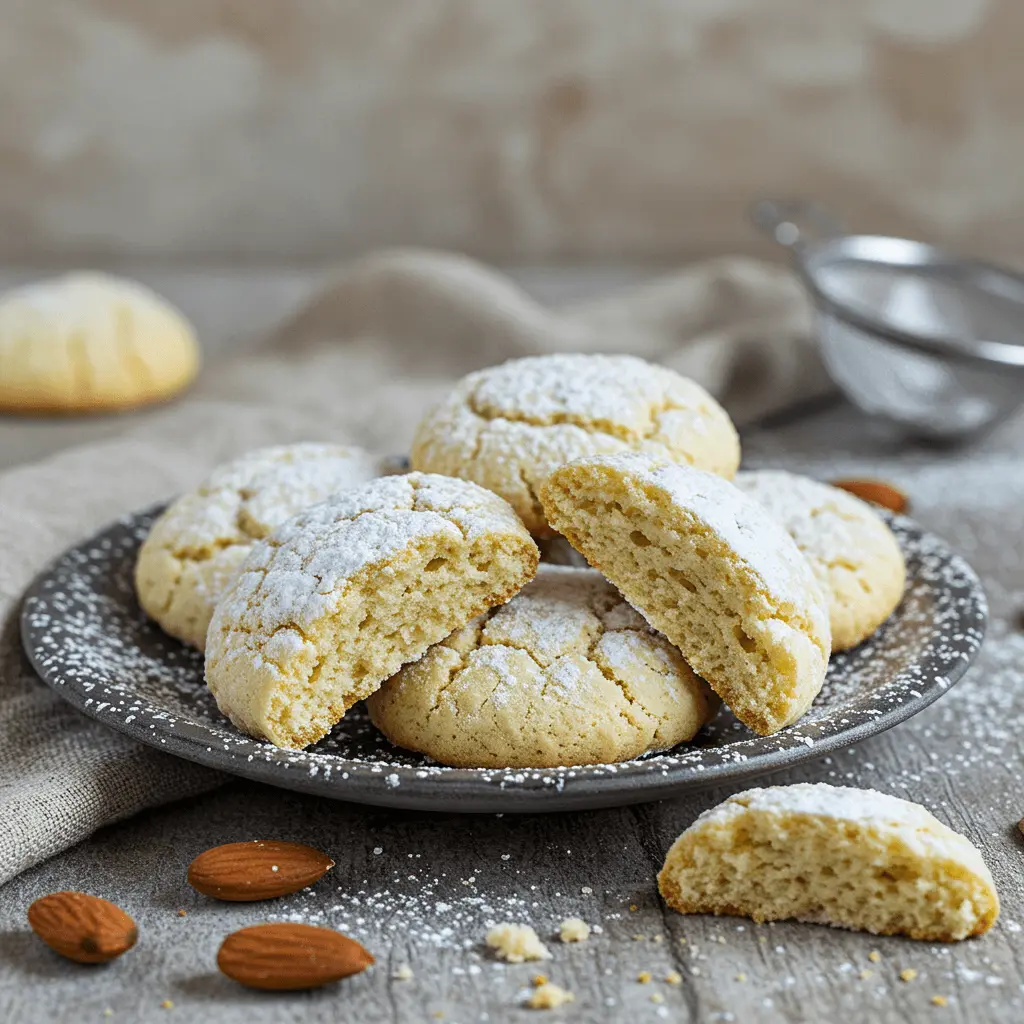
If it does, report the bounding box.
[734,470,906,650]
[135,443,382,650]
[657,783,999,941]
[410,354,740,536]
[205,473,539,749]
[366,564,718,768]
[0,272,199,413]
[540,453,831,735]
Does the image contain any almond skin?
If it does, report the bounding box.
[27,891,137,964]
[830,478,908,514]
[217,922,374,990]
[188,840,334,901]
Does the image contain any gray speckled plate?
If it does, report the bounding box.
[21,506,985,813]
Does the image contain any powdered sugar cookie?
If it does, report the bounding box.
[366,564,718,768]
[658,783,999,941]
[540,453,831,735]
[135,443,382,650]
[0,272,199,413]
[205,473,538,749]
[734,470,906,650]
[410,354,740,536]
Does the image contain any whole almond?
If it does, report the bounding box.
[27,891,137,964]
[217,922,374,990]
[830,478,908,514]
[188,840,334,901]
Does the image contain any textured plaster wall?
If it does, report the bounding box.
[1,0,1020,263]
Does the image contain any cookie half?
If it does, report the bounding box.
[205,473,539,749]
[135,443,382,650]
[366,564,718,768]
[0,272,199,413]
[734,470,906,650]
[410,353,740,536]
[658,783,999,941]
[539,453,831,735]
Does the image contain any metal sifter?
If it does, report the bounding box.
[754,199,1024,441]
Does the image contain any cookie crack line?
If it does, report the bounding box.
[466,391,684,447]
[585,631,666,737]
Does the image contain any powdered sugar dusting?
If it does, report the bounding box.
[209,472,529,638]
[20,503,984,810]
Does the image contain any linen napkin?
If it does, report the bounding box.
[0,248,826,884]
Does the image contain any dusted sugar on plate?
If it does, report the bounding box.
[135,443,383,650]
[410,353,740,536]
[658,783,999,941]
[366,564,718,768]
[205,473,538,749]
[540,452,831,735]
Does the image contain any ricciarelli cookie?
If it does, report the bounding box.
[366,564,718,768]
[0,272,199,413]
[135,443,382,650]
[540,453,831,735]
[734,470,906,650]
[658,783,999,941]
[205,473,538,749]
[409,354,740,536]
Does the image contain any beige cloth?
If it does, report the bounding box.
[0,250,825,884]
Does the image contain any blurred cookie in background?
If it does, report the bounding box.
[0,272,200,414]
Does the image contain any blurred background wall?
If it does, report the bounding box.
[1,0,1020,266]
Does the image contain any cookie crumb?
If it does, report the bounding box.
[868,951,881,963]
[650,993,665,1005]
[652,934,664,944]
[665,971,683,985]
[735,973,747,983]
[859,969,873,981]
[637,971,653,984]
[485,923,552,963]
[900,969,918,983]
[103,1012,113,1019]
[532,974,548,987]
[629,904,639,912]
[176,909,187,918]
[527,982,575,1010]
[392,964,414,981]
[559,918,591,943]
[931,996,948,1007]
[160,1002,174,1011]
[632,934,645,941]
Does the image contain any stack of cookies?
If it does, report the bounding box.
[135,354,906,768]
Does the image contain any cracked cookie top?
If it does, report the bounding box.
[134,442,382,649]
[0,272,200,412]
[210,472,534,640]
[734,470,906,651]
[409,354,740,535]
[365,564,719,768]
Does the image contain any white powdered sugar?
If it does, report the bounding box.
[146,442,382,558]
[733,469,896,572]
[468,353,722,439]
[698,783,991,873]
[614,452,827,612]
[213,472,527,637]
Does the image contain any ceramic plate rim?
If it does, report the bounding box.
[20,505,987,813]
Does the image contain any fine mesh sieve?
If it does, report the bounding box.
[754,200,1024,441]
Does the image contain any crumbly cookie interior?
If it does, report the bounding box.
[540,465,828,734]
[211,529,534,749]
[658,804,999,941]
[271,533,531,746]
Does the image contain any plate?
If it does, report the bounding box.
[21,506,986,813]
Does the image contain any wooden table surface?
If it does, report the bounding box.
[0,268,1022,1024]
